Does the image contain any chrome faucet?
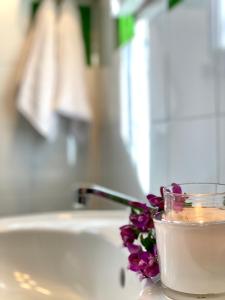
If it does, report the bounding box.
[74,184,140,209]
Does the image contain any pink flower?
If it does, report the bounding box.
[120,183,187,281]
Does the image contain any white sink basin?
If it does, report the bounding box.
[0,211,140,300]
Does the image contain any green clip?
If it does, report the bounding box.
[118,15,135,47]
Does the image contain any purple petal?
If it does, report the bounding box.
[140,251,155,265]
[128,249,160,279]
[127,243,142,254]
[129,212,154,232]
[143,263,160,278]
[129,201,149,211]
[146,194,158,202]
[139,251,151,263]
[171,183,182,194]
[147,194,164,210]
[138,251,160,278]
[153,244,158,258]
[128,253,140,272]
[160,186,164,198]
[120,225,137,246]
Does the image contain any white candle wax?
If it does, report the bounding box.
[154,208,225,295]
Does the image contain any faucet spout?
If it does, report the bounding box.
[75,184,140,209]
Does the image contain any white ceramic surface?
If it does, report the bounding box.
[139,281,225,300]
[0,210,140,300]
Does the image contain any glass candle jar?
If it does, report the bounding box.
[153,183,225,299]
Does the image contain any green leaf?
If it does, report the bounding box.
[134,228,140,238]
[140,232,156,251]
[168,0,183,9]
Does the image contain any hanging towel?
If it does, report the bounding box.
[56,0,92,124]
[17,0,58,140]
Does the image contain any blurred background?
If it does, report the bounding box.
[0,0,224,216]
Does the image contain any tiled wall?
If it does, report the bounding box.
[150,1,222,193]
[0,0,99,216]
[1,0,224,214]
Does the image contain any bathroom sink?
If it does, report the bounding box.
[0,211,140,300]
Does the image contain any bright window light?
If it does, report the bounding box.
[211,0,225,50]
[219,0,225,48]
[120,20,151,194]
[110,0,121,17]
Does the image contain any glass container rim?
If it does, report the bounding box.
[163,182,225,198]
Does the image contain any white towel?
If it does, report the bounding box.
[17,0,92,141]
[56,0,92,123]
[17,0,58,140]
